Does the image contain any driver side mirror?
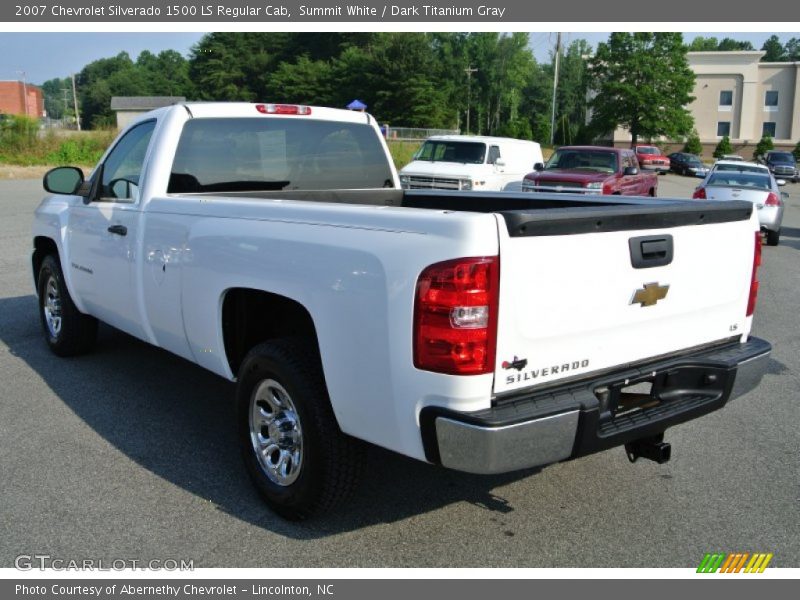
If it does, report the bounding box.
[776,179,786,187]
[494,158,506,167]
[624,166,639,176]
[533,162,544,172]
[43,166,84,195]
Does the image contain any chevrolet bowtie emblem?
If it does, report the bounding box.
[631,282,670,307]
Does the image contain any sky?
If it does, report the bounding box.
[0,32,795,86]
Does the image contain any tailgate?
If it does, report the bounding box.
[492,200,757,396]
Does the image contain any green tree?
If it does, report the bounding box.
[588,33,695,145]
[717,38,754,51]
[754,134,774,159]
[688,36,719,51]
[684,130,702,155]
[785,38,800,61]
[713,135,733,159]
[542,39,594,145]
[760,35,786,61]
[793,139,800,161]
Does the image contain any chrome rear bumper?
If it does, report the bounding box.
[424,337,771,475]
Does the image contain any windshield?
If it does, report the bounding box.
[413,141,487,164]
[545,149,618,173]
[168,118,395,193]
[768,152,795,163]
[637,146,658,155]
[707,172,772,190]
[714,163,766,174]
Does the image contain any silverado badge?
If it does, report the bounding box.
[631,282,670,307]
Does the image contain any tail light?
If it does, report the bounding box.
[414,257,499,375]
[747,231,762,317]
[692,187,706,199]
[255,104,312,115]
[764,192,781,207]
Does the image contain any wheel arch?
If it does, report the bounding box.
[220,287,320,378]
[32,236,59,284]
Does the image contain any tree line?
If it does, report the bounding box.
[40,32,591,143]
[37,32,793,148]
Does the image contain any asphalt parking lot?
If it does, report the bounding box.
[1,175,798,568]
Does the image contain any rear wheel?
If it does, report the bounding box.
[236,338,364,519]
[765,229,780,246]
[37,254,98,356]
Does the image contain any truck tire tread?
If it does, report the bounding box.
[236,338,364,520]
[37,254,98,357]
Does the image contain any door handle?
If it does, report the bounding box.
[107,225,127,236]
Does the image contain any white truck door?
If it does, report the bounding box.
[67,120,156,340]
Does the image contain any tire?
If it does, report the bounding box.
[765,229,780,246]
[649,188,656,197]
[236,338,364,520]
[37,254,98,357]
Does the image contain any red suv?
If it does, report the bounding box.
[634,145,670,174]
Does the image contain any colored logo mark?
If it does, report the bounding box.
[697,552,773,573]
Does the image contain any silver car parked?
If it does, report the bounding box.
[693,169,786,246]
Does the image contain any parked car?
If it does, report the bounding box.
[668,152,709,177]
[710,160,771,177]
[761,151,798,183]
[522,145,658,196]
[634,145,670,173]
[693,169,785,245]
[399,135,543,192]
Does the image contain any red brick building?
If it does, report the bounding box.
[0,81,45,118]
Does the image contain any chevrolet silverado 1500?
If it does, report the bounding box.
[32,103,771,519]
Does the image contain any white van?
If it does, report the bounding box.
[399,135,543,192]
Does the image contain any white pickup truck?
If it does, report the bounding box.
[33,103,771,519]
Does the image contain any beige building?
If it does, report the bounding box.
[110,96,185,129]
[612,51,799,156]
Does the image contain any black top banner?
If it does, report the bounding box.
[3,0,799,22]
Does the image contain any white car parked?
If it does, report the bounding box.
[399,135,543,192]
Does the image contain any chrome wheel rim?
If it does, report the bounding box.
[249,379,303,486]
[43,275,62,338]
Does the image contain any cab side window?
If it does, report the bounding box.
[99,120,156,201]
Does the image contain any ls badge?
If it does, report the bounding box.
[631,282,670,307]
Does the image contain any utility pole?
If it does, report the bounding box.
[61,88,70,123]
[550,32,561,146]
[16,70,28,116]
[71,74,81,131]
[464,66,478,135]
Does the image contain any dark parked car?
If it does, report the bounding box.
[668,152,709,177]
[762,151,798,183]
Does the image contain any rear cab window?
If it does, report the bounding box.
[168,118,395,193]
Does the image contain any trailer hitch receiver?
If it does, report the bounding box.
[625,433,671,464]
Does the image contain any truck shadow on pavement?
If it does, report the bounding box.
[1,294,534,539]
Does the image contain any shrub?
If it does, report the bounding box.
[753,135,774,160]
[0,115,40,152]
[713,135,733,159]
[683,130,703,155]
[792,139,800,161]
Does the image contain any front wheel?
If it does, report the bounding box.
[236,339,364,520]
[37,254,98,356]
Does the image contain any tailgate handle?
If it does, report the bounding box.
[629,235,673,268]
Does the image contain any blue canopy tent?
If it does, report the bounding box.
[346,99,367,111]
